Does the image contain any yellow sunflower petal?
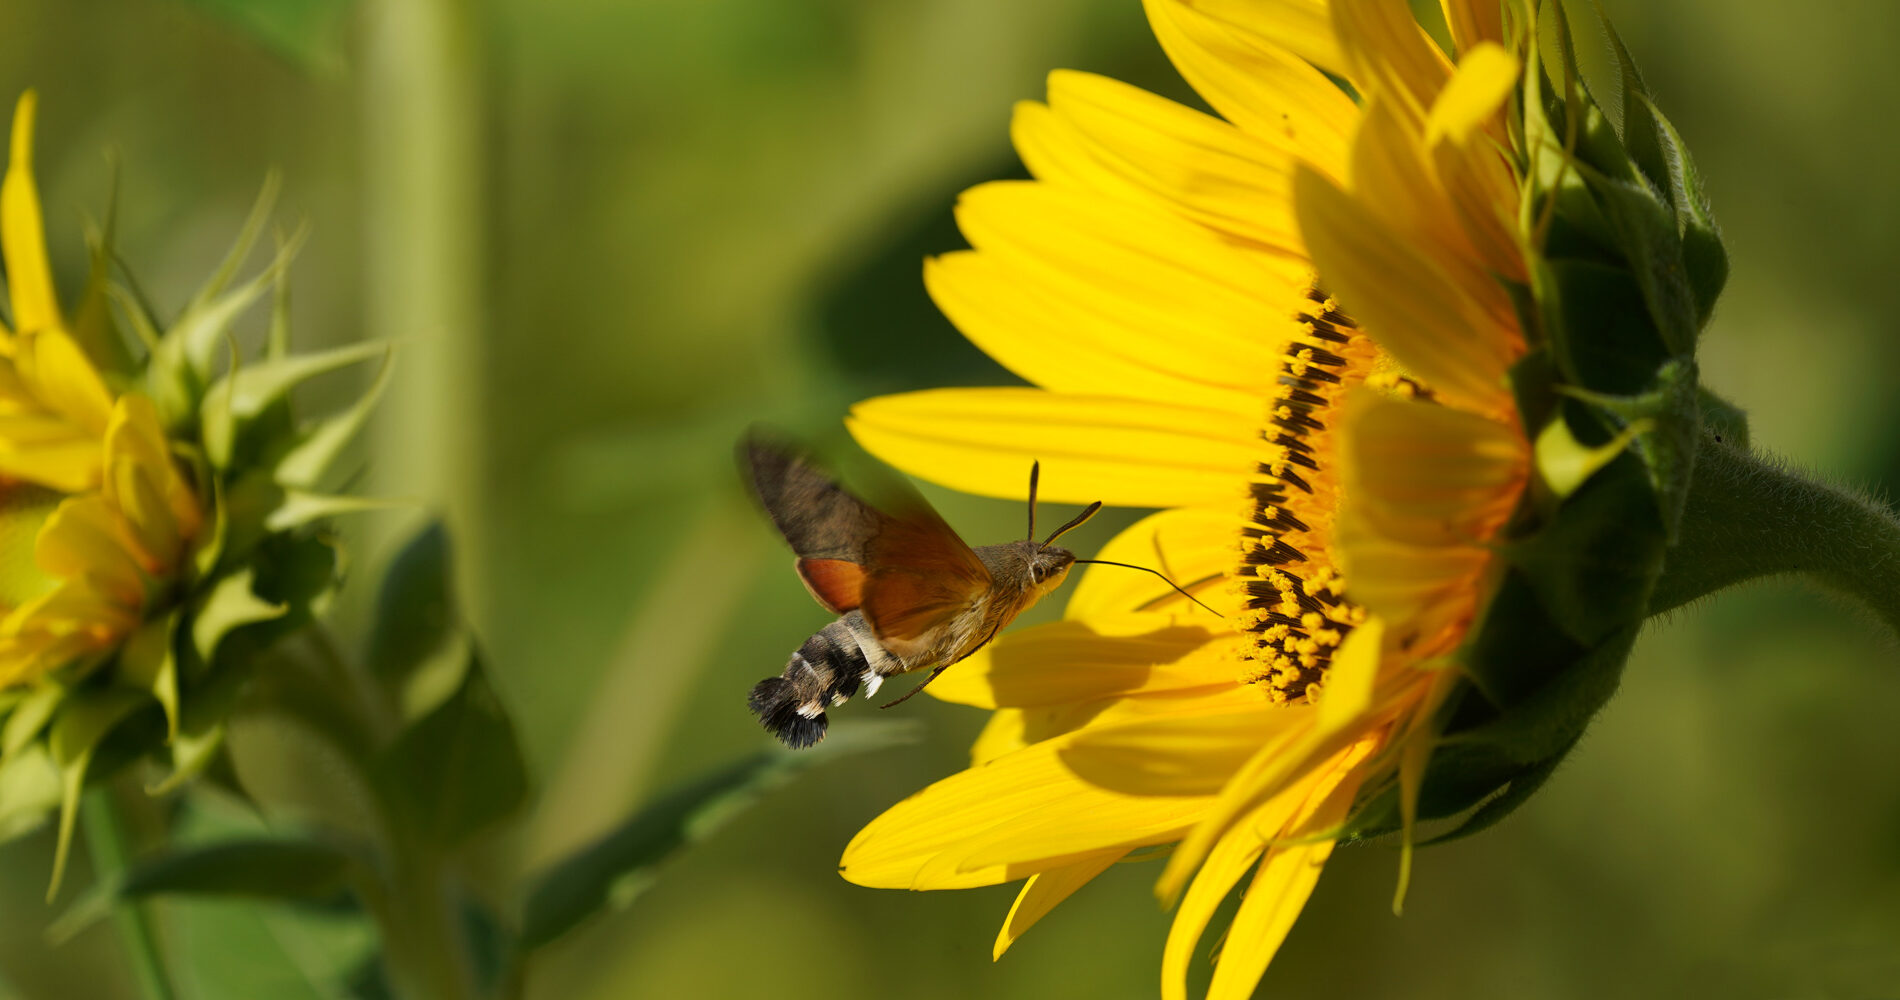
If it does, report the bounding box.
[1440,0,1507,54]
[1333,527,1492,633]
[1031,70,1305,251]
[24,329,114,436]
[953,181,1307,372]
[1049,698,1295,797]
[2,92,58,336]
[924,251,1258,414]
[1178,0,1345,77]
[993,850,1125,961]
[1161,813,1267,1000]
[841,729,1214,890]
[1315,615,1383,731]
[971,708,1031,766]
[1142,0,1357,174]
[1066,507,1237,619]
[1427,43,1526,282]
[1340,393,1526,547]
[929,615,1231,710]
[1332,0,1452,118]
[1204,773,1360,1000]
[0,428,102,492]
[1294,165,1517,414]
[34,496,143,607]
[847,388,1258,508]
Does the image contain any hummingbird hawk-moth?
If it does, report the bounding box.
[742,435,1214,749]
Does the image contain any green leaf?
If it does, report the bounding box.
[47,688,149,899]
[176,0,354,74]
[373,654,528,850]
[48,837,358,944]
[518,722,918,949]
[367,522,456,682]
[1580,168,1697,358]
[1504,451,1668,644]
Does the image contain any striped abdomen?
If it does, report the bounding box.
[748,611,903,748]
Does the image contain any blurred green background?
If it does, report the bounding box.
[2,0,1899,997]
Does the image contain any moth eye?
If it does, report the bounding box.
[1032,566,1045,583]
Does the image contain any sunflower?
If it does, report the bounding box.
[0,91,202,689]
[840,2,1540,996]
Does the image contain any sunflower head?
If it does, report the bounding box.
[0,92,385,890]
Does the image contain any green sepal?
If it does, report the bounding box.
[202,342,386,470]
[371,652,529,850]
[1502,449,1667,644]
[267,491,406,532]
[2,681,67,762]
[190,569,288,672]
[0,744,61,844]
[47,836,361,944]
[118,610,184,741]
[274,349,394,490]
[47,688,151,899]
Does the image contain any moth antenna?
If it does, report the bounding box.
[1072,559,1226,618]
[1042,501,1103,547]
[1026,460,1040,543]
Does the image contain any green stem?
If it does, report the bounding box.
[370,852,473,1000]
[80,788,176,1000]
[1649,431,1900,634]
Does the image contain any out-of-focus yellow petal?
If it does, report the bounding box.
[1294,165,1518,415]
[1340,393,1526,548]
[848,388,1259,509]
[1066,507,1236,620]
[1440,0,1507,53]
[23,330,112,438]
[34,497,143,608]
[2,92,58,336]
[929,615,1232,709]
[924,251,1258,415]
[1315,616,1383,731]
[993,850,1124,960]
[1428,43,1527,282]
[1028,71,1306,251]
[0,425,102,493]
[1142,0,1356,175]
[1332,0,1452,119]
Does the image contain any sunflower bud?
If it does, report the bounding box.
[0,93,384,890]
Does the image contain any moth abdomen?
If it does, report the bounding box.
[750,612,889,748]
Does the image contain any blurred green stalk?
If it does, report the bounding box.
[80,788,176,1000]
[361,0,486,996]
[361,0,489,618]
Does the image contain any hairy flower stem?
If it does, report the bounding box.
[1649,430,1900,635]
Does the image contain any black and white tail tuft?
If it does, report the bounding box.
[748,676,828,748]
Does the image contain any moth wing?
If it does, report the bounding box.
[795,557,865,614]
[745,434,991,632]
